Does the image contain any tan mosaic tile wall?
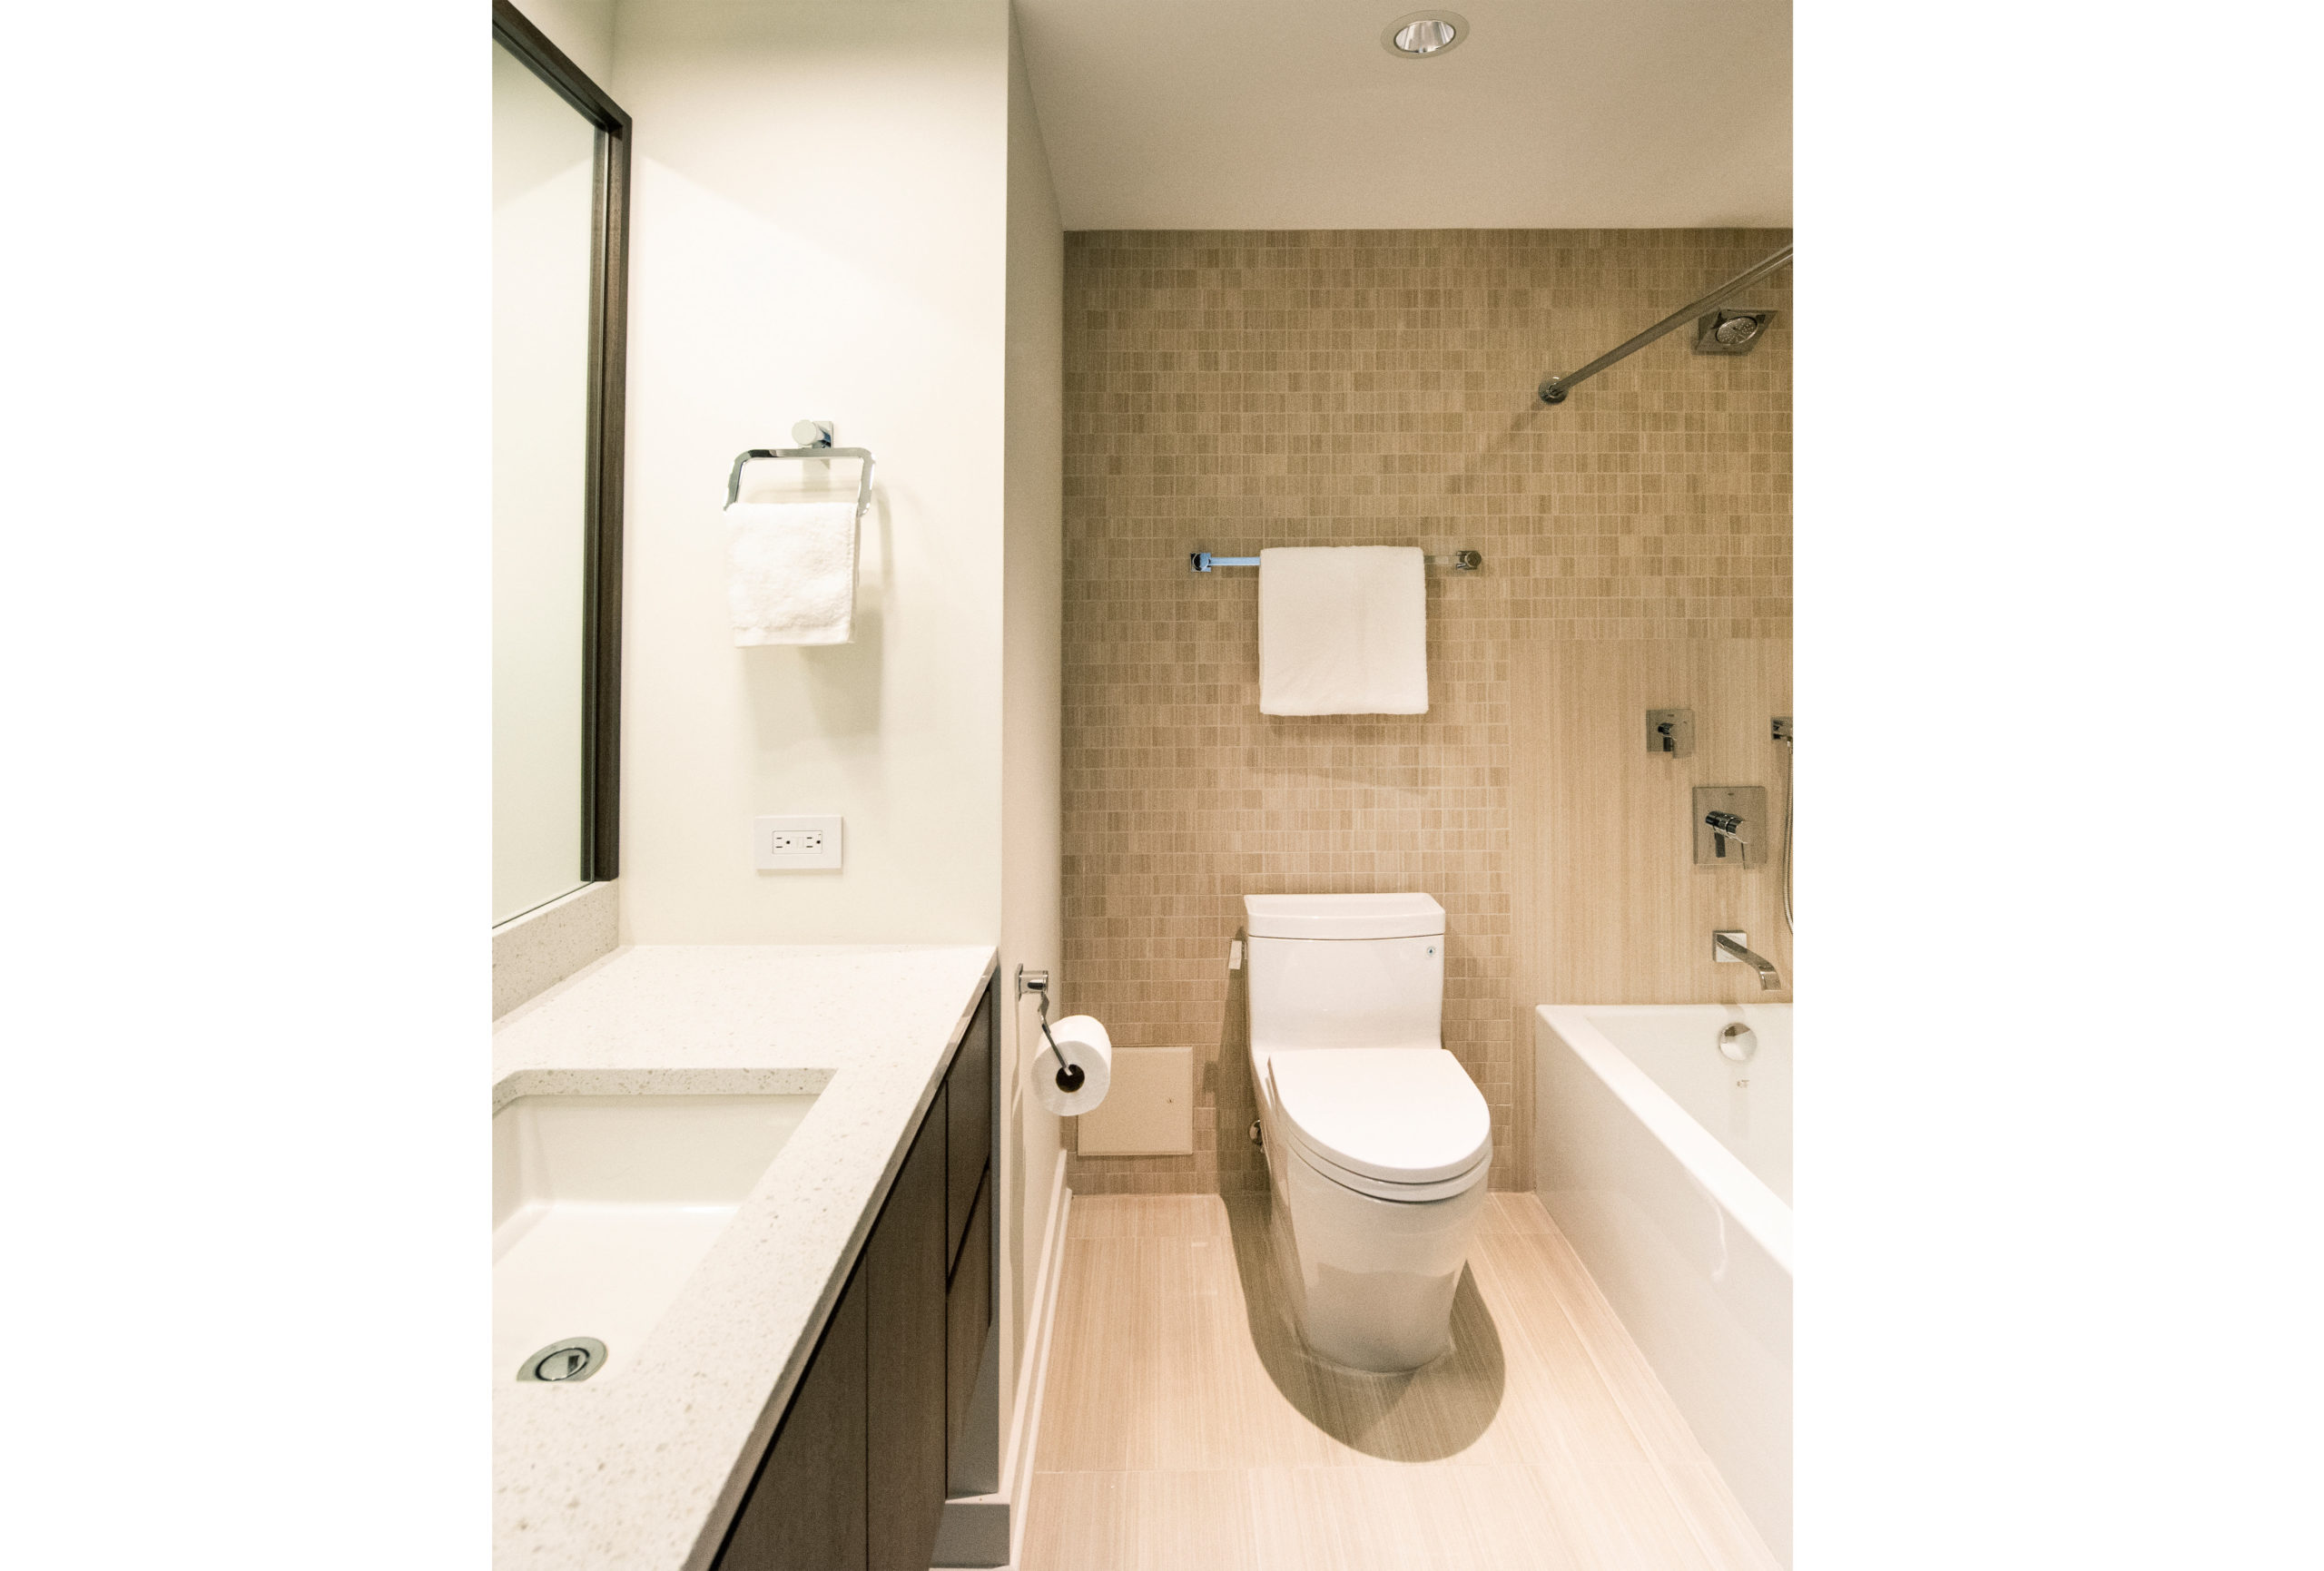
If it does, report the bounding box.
[1061,230,1792,1194]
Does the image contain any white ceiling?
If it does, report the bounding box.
[1015,0,1792,230]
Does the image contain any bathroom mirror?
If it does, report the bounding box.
[491,2,628,925]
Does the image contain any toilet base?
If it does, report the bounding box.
[1265,1123,1489,1373]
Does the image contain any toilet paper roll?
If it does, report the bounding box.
[1031,1014,1112,1116]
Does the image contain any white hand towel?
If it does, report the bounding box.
[1258,545,1428,715]
[724,500,858,645]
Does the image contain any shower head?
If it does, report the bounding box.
[1693,307,1778,355]
[1533,243,1793,406]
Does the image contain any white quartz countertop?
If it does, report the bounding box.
[492,943,998,1571]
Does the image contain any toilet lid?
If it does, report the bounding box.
[1267,1048,1492,1184]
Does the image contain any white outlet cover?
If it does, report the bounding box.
[753,815,842,870]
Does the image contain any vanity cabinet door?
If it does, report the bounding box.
[946,982,993,1275]
[945,1164,991,1468]
[719,1262,868,1571]
[865,1085,949,1571]
[717,1001,990,1571]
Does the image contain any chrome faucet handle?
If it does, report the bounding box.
[1703,810,1749,846]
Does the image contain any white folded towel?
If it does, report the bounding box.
[724,500,858,645]
[1258,545,1428,715]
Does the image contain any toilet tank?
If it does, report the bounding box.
[1244,894,1445,1051]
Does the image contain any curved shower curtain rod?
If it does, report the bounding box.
[1536,243,1795,407]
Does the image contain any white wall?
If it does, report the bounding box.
[511,0,616,84]
[613,0,1012,945]
[606,0,1065,1519]
[998,2,1065,1457]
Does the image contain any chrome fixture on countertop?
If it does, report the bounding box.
[1713,930,1783,991]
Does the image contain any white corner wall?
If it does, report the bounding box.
[602,0,1065,1520]
[999,1,1065,1454]
[509,0,616,83]
[614,0,1011,946]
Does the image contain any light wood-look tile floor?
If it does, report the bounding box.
[1019,1192,1779,1571]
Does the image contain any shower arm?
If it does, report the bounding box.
[1536,243,1795,406]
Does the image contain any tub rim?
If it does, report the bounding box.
[1535,1004,1794,1274]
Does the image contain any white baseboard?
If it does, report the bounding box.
[932,1149,1070,1570]
[1007,1153,1072,1550]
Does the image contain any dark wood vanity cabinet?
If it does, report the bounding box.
[865,1083,950,1570]
[946,1165,991,1462]
[944,978,994,1471]
[718,1265,869,1570]
[716,979,995,1571]
[947,982,992,1269]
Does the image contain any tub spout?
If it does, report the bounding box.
[1712,930,1784,990]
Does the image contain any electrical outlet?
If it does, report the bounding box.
[753,815,842,870]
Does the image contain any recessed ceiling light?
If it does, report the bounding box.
[1383,11,1468,59]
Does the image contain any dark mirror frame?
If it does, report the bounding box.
[493,0,629,882]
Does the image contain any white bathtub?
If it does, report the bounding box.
[1533,1004,1792,1565]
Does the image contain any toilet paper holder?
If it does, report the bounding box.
[1016,967,1085,1094]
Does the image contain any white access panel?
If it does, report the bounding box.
[1074,1046,1194,1155]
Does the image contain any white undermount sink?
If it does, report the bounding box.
[492,1094,820,1385]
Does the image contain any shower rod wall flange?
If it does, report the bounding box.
[1536,243,1793,407]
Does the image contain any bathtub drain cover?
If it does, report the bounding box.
[518,1338,607,1383]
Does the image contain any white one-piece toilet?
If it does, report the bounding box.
[1245,892,1492,1372]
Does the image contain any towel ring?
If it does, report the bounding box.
[726,446,877,516]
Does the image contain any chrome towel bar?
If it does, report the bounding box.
[1189,549,1482,574]
[725,445,877,515]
